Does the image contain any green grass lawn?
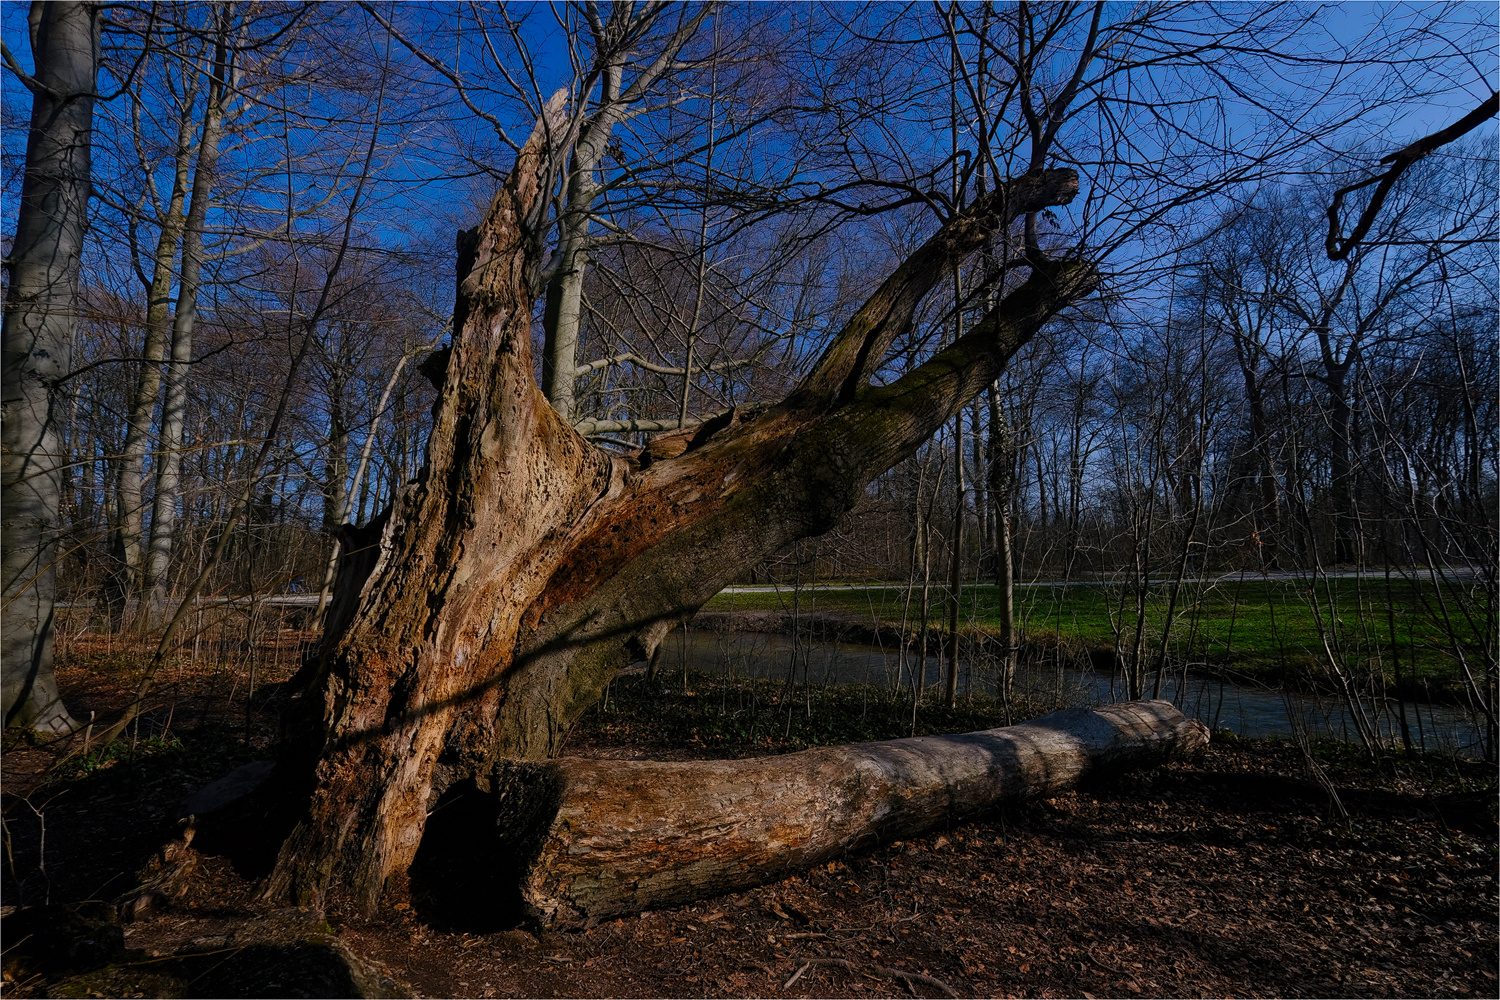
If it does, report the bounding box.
[702,577,1493,699]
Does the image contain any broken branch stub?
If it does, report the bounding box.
[492,700,1208,925]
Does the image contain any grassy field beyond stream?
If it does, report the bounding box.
[701,576,1493,704]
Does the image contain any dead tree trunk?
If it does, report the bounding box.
[499,700,1208,925]
[267,100,1095,914]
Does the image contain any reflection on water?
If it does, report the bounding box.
[655,628,1487,759]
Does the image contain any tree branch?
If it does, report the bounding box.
[1325,90,1498,260]
[0,39,54,97]
[573,415,702,437]
[356,0,521,152]
[790,168,1080,411]
[847,254,1100,467]
[574,350,763,379]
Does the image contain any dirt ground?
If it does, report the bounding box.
[2,632,1496,999]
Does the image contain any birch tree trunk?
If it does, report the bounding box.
[538,5,708,424]
[1,1,97,731]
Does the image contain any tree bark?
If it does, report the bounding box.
[539,6,709,423]
[1,1,97,731]
[113,83,200,620]
[495,700,1207,925]
[987,388,1018,722]
[266,87,1092,912]
[143,20,230,620]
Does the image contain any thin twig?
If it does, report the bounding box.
[783,961,812,990]
[787,957,959,998]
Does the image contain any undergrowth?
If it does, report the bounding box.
[47,733,186,782]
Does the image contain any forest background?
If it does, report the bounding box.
[1,0,1495,761]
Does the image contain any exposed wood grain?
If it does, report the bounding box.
[494,700,1208,924]
[270,100,1094,914]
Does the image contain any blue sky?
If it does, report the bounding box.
[3,1,1494,304]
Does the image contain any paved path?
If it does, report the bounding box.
[719,566,1480,593]
[57,566,1478,611]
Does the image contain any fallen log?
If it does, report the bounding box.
[491,699,1208,925]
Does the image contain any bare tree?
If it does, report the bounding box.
[1325,90,1497,260]
[2,0,98,731]
[258,1,1461,913]
[361,1,740,432]
[265,81,1090,905]
[108,17,204,619]
[138,4,236,619]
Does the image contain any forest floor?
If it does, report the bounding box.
[1,631,1496,999]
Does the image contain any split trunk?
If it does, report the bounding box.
[268,103,1099,914]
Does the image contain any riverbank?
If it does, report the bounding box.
[3,665,1495,998]
[687,602,1483,709]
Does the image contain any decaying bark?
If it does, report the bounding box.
[496,700,1207,925]
[268,95,1098,913]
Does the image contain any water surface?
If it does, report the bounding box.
[654,628,1487,758]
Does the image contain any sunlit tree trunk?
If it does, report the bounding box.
[538,6,709,424]
[510,702,1208,925]
[113,82,200,621]
[1,1,97,731]
[143,21,230,620]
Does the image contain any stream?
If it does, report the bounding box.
[655,628,1488,759]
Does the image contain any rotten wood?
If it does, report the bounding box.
[494,700,1208,925]
[268,90,1095,912]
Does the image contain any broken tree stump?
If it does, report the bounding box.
[492,699,1208,924]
